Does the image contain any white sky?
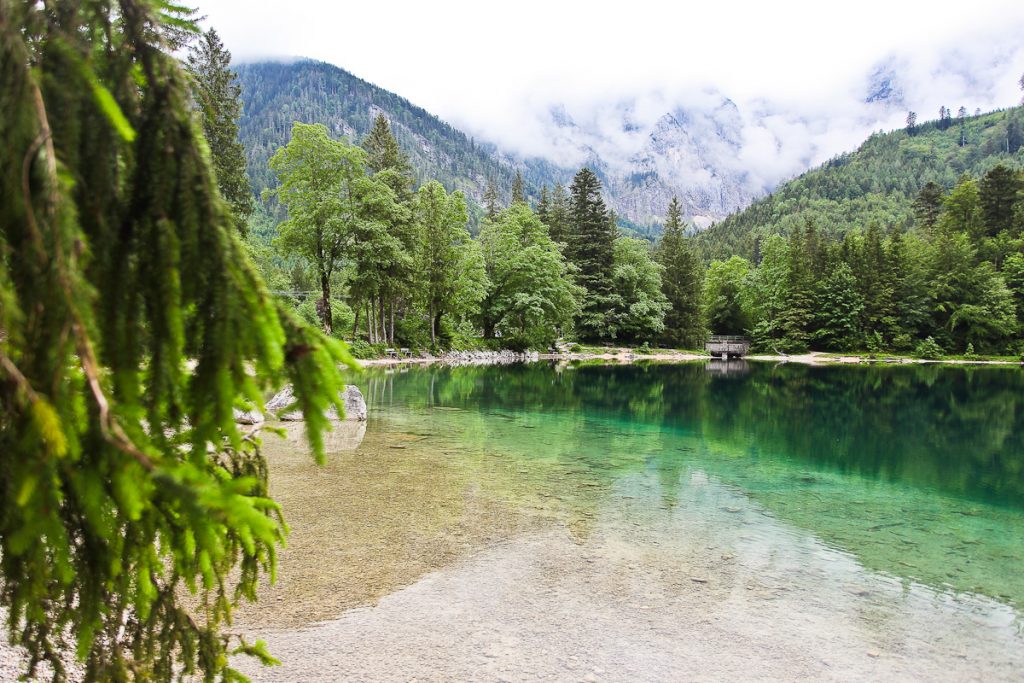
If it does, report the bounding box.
[198,0,1024,176]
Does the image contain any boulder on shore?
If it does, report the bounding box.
[233,408,265,425]
[263,384,367,422]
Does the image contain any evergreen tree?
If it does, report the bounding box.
[567,168,616,339]
[0,4,353,680]
[939,106,951,130]
[362,113,415,200]
[906,111,917,136]
[511,170,526,204]
[858,222,896,342]
[536,185,551,225]
[186,28,253,232]
[776,226,814,350]
[483,176,500,219]
[913,181,945,232]
[812,263,863,351]
[546,182,572,246]
[888,230,932,349]
[978,164,1023,236]
[656,197,704,347]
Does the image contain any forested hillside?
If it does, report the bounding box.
[696,106,1024,260]
[236,60,560,226]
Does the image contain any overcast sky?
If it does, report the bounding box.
[197,0,1024,177]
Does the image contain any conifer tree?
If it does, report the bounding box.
[0,3,353,681]
[186,28,253,232]
[776,226,814,350]
[536,185,551,225]
[511,170,526,204]
[913,181,945,232]
[906,111,917,136]
[978,164,1023,237]
[655,197,704,348]
[567,168,616,339]
[362,113,414,201]
[546,182,572,246]
[483,176,500,219]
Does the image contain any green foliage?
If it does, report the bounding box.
[186,28,253,233]
[478,204,583,348]
[234,60,562,232]
[812,263,864,351]
[0,3,353,681]
[567,168,617,340]
[415,181,486,345]
[656,197,705,347]
[296,297,355,339]
[268,122,407,336]
[915,336,945,359]
[696,106,1024,261]
[605,237,671,342]
[703,256,753,335]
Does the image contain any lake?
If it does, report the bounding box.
[235,361,1024,681]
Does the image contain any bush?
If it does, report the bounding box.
[914,336,944,360]
[636,341,652,354]
[865,331,884,354]
[347,339,388,359]
[964,342,976,359]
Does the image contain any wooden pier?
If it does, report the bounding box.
[705,335,750,359]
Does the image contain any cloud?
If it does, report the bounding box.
[197,0,1024,202]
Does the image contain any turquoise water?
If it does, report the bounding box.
[352,361,1024,614]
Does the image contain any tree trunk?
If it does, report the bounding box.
[389,300,395,345]
[429,302,436,346]
[433,310,443,347]
[319,271,332,335]
[352,303,360,340]
[379,297,387,345]
[364,296,372,344]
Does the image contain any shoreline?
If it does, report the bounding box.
[358,349,1024,368]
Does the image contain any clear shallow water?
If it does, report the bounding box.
[236,361,1024,681]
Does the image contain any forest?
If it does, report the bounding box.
[235,51,1024,357]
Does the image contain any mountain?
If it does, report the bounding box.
[233,59,800,234]
[235,59,558,227]
[501,98,764,231]
[693,105,1024,261]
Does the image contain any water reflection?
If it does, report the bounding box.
[347,361,1024,610]
[705,358,751,376]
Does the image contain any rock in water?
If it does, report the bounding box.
[324,385,367,421]
[265,384,367,422]
[266,384,302,421]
